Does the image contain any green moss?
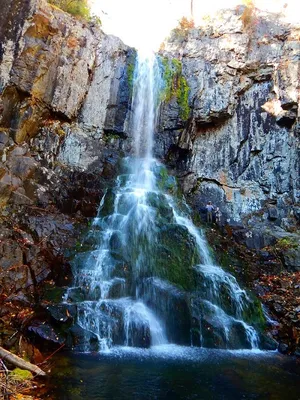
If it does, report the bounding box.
[9,368,33,381]
[160,57,190,121]
[126,52,137,96]
[276,237,298,250]
[159,252,197,291]
[155,224,200,290]
[98,189,115,217]
[177,77,190,120]
[242,295,266,330]
[42,285,67,303]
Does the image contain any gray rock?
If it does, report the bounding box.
[159,7,299,236]
[283,248,300,271]
[10,191,33,205]
[278,342,289,354]
[268,207,278,221]
[28,323,65,345]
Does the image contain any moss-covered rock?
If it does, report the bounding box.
[154,224,199,290]
[9,368,33,381]
[159,57,191,121]
[146,192,174,223]
[98,189,115,218]
[42,285,68,304]
[242,295,266,331]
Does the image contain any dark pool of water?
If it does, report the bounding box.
[47,345,300,400]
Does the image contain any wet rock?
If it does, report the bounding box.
[259,333,278,351]
[156,224,198,290]
[125,320,151,348]
[28,323,65,346]
[67,323,99,351]
[107,280,126,299]
[46,304,76,324]
[42,286,68,304]
[283,248,300,272]
[146,192,174,223]
[66,287,85,303]
[268,207,278,221]
[192,300,252,350]
[278,342,289,354]
[159,8,299,236]
[293,206,300,222]
[294,347,300,357]
[140,277,191,345]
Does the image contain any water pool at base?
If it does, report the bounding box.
[48,346,300,400]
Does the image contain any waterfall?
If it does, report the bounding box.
[66,50,264,352]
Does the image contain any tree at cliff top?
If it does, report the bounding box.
[48,0,91,19]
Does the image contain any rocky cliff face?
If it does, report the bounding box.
[156,9,299,354]
[158,6,299,266]
[0,0,134,351]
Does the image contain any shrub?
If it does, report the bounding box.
[178,16,195,30]
[171,16,195,42]
[240,0,256,29]
[47,0,91,20]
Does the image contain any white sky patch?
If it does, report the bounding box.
[90,0,299,50]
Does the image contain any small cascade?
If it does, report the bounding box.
[64,50,265,352]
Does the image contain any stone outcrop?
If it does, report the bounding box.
[0,0,134,350]
[158,6,299,264]
[0,0,134,212]
[158,6,299,355]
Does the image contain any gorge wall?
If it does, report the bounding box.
[0,0,135,351]
[158,7,299,266]
[0,0,299,354]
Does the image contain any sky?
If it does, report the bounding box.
[90,0,299,50]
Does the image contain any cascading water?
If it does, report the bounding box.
[66,51,265,352]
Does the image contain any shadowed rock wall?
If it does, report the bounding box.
[0,0,134,348]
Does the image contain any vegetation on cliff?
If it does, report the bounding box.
[160,57,190,121]
[47,0,91,20]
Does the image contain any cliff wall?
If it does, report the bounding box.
[0,0,134,350]
[158,7,299,266]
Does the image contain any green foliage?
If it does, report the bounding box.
[177,76,190,120]
[48,0,91,20]
[9,368,33,381]
[276,237,298,250]
[160,57,191,121]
